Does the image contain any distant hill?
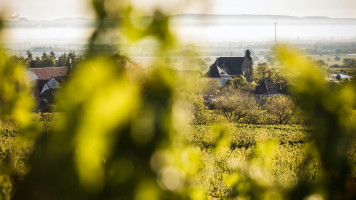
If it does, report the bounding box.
[169,14,356,26]
[4,14,356,29]
[173,14,356,20]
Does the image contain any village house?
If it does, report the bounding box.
[330,74,353,81]
[27,67,69,112]
[205,50,253,85]
[203,50,286,100]
[254,78,283,99]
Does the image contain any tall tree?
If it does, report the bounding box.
[56,53,67,67]
[26,51,38,68]
[26,51,33,61]
[254,62,278,83]
[67,51,77,68]
[41,52,48,60]
[41,52,55,67]
[35,57,41,67]
[49,51,56,60]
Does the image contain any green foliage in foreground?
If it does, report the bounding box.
[1,1,356,200]
[0,114,58,200]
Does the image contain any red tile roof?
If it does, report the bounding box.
[29,67,68,80]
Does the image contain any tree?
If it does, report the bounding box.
[35,57,41,67]
[56,53,67,67]
[40,52,55,67]
[315,60,326,67]
[263,95,296,124]
[254,62,277,83]
[201,79,220,96]
[67,51,77,67]
[179,92,211,125]
[9,55,26,66]
[41,52,48,60]
[275,74,289,93]
[49,51,56,60]
[26,51,33,61]
[330,64,341,68]
[25,51,38,68]
[343,58,356,67]
[225,75,256,91]
[215,91,258,122]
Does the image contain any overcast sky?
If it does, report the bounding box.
[1,0,356,20]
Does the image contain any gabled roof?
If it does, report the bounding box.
[205,63,220,78]
[255,79,283,95]
[205,57,245,78]
[28,67,68,80]
[217,57,245,75]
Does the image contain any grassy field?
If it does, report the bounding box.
[309,55,356,66]
[310,54,356,75]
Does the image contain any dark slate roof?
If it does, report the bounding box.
[205,57,245,77]
[255,79,283,95]
[205,63,220,77]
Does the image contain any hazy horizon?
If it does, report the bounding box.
[2,0,356,47]
[3,14,356,46]
[2,0,356,20]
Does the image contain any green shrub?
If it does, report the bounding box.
[178,92,213,125]
[263,95,297,124]
[215,91,259,123]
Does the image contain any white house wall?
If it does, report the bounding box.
[47,77,61,89]
[27,70,39,81]
[40,84,50,94]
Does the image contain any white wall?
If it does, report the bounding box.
[47,77,60,89]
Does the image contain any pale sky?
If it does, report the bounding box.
[1,0,356,20]
[0,0,92,20]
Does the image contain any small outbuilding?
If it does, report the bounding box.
[255,79,283,99]
[330,74,353,81]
